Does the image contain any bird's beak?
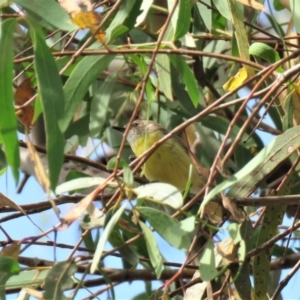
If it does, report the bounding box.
[112,126,125,133]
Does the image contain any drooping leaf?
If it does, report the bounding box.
[199,240,222,281]
[290,0,300,33]
[139,221,163,278]
[0,18,19,182]
[155,54,173,101]
[29,20,65,190]
[169,55,200,107]
[196,1,212,31]
[89,72,118,137]
[60,54,116,132]
[91,203,127,274]
[173,0,191,41]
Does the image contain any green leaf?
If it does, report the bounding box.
[173,0,191,40]
[5,269,48,289]
[0,256,20,275]
[137,207,190,250]
[91,203,127,274]
[15,0,76,31]
[249,42,283,72]
[273,0,285,11]
[135,0,154,27]
[200,125,300,212]
[139,221,163,278]
[201,116,256,149]
[44,261,77,300]
[128,54,154,106]
[55,176,113,194]
[105,0,143,42]
[155,54,173,101]
[0,19,19,182]
[212,0,231,20]
[89,73,118,137]
[29,20,65,190]
[199,240,221,281]
[109,228,140,266]
[196,1,212,31]
[169,55,200,107]
[0,256,20,299]
[60,55,116,132]
[290,0,300,33]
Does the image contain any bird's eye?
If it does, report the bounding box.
[132,122,139,128]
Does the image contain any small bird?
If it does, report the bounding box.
[113,120,209,194]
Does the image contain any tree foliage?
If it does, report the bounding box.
[1,0,300,299]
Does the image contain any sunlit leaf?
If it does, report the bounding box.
[91,203,127,274]
[223,67,248,92]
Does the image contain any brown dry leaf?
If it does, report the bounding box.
[25,128,50,192]
[14,78,35,126]
[0,242,21,260]
[0,193,26,214]
[223,67,248,92]
[61,193,94,226]
[203,202,223,224]
[215,237,238,263]
[22,288,43,299]
[72,11,105,42]
[235,0,265,11]
[279,0,290,10]
[221,192,244,223]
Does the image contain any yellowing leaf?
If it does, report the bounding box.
[25,128,50,192]
[235,0,265,11]
[0,242,21,260]
[223,67,248,92]
[291,83,300,125]
[72,11,105,42]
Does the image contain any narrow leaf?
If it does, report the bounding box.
[15,0,76,31]
[91,203,127,274]
[173,0,191,40]
[0,19,19,182]
[290,0,300,33]
[155,54,173,101]
[60,55,116,132]
[139,221,163,278]
[169,55,200,107]
[196,1,212,31]
[29,20,65,190]
[89,73,118,137]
